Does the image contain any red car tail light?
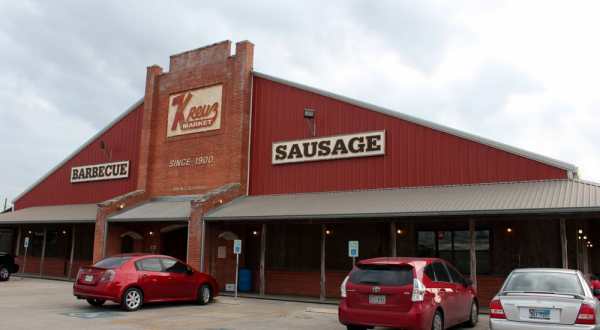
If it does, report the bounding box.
[76,268,84,280]
[411,278,426,302]
[340,276,349,298]
[576,303,596,325]
[100,269,115,283]
[489,299,506,319]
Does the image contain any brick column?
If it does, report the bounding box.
[93,210,108,263]
[93,190,148,263]
[186,183,245,273]
[137,65,163,191]
[188,200,204,270]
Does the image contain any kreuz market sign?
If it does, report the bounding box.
[272,131,385,165]
[70,161,129,183]
[167,84,222,137]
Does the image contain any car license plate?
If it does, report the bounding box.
[84,275,94,282]
[529,308,551,320]
[368,295,386,305]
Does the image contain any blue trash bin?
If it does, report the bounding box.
[238,268,252,292]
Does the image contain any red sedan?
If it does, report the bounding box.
[73,254,218,311]
[339,257,479,330]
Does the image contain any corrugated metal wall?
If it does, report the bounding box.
[14,104,144,209]
[249,76,567,195]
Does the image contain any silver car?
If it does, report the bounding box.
[490,268,600,330]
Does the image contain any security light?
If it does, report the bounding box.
[304,108,315,118]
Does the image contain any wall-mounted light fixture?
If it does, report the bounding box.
[579,229,584,234]
[148,231,154,236]
[304,108,316,137]
[99,140,112,161]
[325,229,332,236]
[252,230,259,236]
[118,203,125,210]
[396,229,404,235]
[506,227,513,233]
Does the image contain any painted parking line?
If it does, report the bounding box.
[61,311,122,319]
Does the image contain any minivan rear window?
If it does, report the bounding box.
[503,272,584,296]
[94,256,131,269]
[349,265,414,286]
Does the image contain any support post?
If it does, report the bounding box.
[560,219,568,269]
[390,222,397,257]
[199,219,206,272]
[469,219,477,289]
[234,253,239,299]
[40,227,47,276]
[15,226,21,257]
[68,225,76,278]
[320,224,326,302]
[259,223,267,296]
[101,219,108,260]
[583,241,590,275]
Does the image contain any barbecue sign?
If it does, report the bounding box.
[70,161,129,183]
[167,84,223,137]
[272,130,385,165]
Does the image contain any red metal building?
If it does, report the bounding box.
[1,40,600,307]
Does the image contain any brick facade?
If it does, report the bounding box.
[92,41,254,268]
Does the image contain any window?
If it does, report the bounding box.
[94,256,131,269]
[417,230,491,275]
[432,262,451,282]
[424,264,436,281]
[136,258,163,272]
[161,258,188,273]
[349,265,413,286]
[504,272,584,296]
[446,264,466,285]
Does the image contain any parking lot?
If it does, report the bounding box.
[0,277,488,330]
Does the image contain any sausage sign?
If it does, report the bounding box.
[272,130,385,165]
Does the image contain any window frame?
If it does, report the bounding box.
[416,229,491,275]
[135,257,164,272]
[160,257,188,274]
[431,262,451,283]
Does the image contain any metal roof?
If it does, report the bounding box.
[109,199,191,222]
[253,71,578,175]
[205,179,600,220]
[12,98,144,204]
[0,204,98,224]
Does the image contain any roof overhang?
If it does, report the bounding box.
[0,204,98,225]
[205,179,600,221]
[109,199,191,222]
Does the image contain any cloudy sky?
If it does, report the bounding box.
[1,1,599,207]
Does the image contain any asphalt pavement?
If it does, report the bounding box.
[0,277,488,330]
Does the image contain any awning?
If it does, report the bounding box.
[0,204,98,224]
[205,179,600,220]
[109,200,191,222]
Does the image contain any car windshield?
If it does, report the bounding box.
[94,256,131,269]
[503,272,584,296]
[349,264,413,286]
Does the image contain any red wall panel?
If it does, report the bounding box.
[15,104,144,209]
[249,76,567,195]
